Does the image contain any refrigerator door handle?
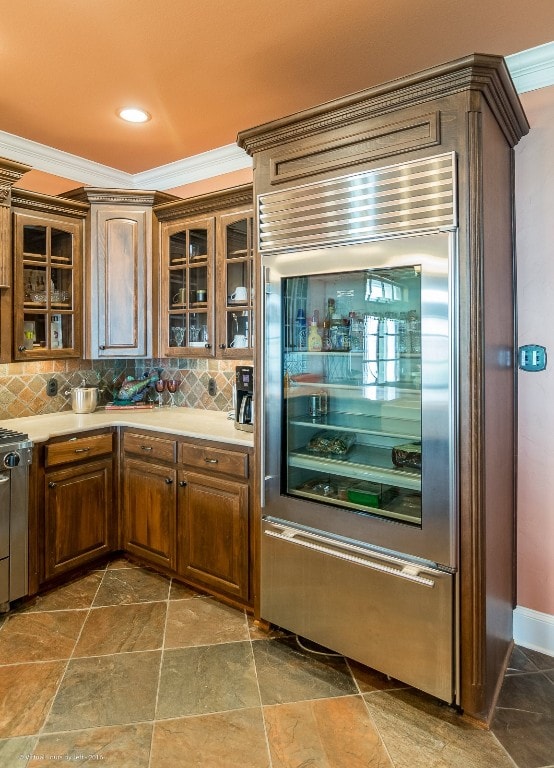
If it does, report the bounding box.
[264,527,436,587]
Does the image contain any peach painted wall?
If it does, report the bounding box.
[515,84,554,617]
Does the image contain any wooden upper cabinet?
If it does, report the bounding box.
[216,210,254,357]
[154,184,253,359]
[0,157,33,363]
[11,191,87,361]
[63,187,177,358]
[159,214,215,357]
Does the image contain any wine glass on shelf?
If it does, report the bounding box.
[166,379,179,407]
[155,377,166,408]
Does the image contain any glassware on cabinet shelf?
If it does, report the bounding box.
[171,326,185,347]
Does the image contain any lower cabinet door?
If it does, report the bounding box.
[178,470,249,600]
[123,458,177,570]
[45,459,114,579]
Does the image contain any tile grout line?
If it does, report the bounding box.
[247,620,275,768]
[344,657,397,768]
[34,565,108,746]
[146,576,172,768]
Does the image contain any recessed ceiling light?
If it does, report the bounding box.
[117,107,151,123]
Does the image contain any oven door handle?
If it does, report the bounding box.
[264,527,436,587]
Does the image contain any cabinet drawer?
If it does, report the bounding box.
[180,442,248,479]
[123,432,177,463]
[46,433,113,467]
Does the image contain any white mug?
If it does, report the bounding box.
[230,334,248,348]
[231,286,248,302]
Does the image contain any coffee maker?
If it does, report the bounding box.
[235,366,254,432]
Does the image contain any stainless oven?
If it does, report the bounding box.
[0,428,32,610]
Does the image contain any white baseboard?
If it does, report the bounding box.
[513,605,554,657]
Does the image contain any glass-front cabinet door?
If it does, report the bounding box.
[283,266,422,526]
[161,217,214,356]
[13,212,82,359]
[217,211,254,357]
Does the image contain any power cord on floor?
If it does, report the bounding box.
[295,635,342,656]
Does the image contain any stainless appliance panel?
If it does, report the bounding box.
[262,517,454,703]
[0,560,8,605]
[258,153,456,254]
[263,232,457,568]
[0,435,32,608]
[0,472,9,561]
[8,458,29,602]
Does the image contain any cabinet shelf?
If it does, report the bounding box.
[288,445,421,490]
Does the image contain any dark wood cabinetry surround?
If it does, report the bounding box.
[29,427,254,611]
[238,54,529,724]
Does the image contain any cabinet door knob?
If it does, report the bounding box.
[179,480,187,487]
[165,477,173,484]
[48,481,57,488]
[99,345,106,350]
[219,344,226,349]
[18,345,27,352]
[205,343,212,349]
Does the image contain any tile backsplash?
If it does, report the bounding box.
[0,357,244,420]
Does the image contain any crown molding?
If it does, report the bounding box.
[0,130,251,192]
[506,41,554,93]
[0,129,132,187]
[132,143,252,190]
[0,43,550,191]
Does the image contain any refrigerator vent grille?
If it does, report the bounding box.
[258,153,456,254]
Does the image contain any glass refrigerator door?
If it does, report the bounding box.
[283,266,422,526]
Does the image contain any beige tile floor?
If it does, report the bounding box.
[0,558,551,768]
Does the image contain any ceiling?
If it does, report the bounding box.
[2,1,554,194]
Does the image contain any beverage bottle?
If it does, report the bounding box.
[322,298,335,351]
[307,319,322,351]
[295,308,307,350]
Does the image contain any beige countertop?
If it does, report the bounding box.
[0,407,254,447]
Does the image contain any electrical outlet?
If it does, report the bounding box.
[208,377,217,396]
[46,378,58,397]
[518,344,547,372]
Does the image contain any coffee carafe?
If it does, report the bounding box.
[235,365,254,432]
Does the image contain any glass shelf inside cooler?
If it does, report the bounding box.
[288,412,419,439]
[288,444,421,490]
[291,485,421,524]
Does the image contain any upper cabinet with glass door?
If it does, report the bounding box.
[155,185,253,359]
[161,217,213,356]
[12,193,87,360]
[217,211,254,357]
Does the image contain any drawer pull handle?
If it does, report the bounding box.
[141,446,153,451]
[204,457,218,464]
[48,481,57,489]
[74,447,90,453]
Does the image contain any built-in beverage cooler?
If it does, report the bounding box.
[262,219,457,702]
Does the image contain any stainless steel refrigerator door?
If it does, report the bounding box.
[263,231,457,568]
[262,517,455,703]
